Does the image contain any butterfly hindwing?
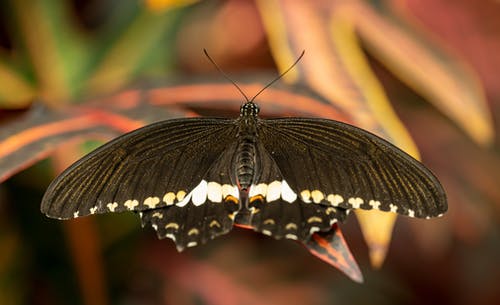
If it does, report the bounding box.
[237,144,348,242]
[258,118,447,218]
[139,143,241,250]
[41,118,239,220]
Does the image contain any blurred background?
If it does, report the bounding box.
[1,0,499,304]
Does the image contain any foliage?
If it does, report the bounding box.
[0,0,499,304]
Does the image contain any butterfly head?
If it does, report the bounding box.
[240,101,260,117]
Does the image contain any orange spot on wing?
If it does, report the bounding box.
[225,195,239,204]
[249,194,265,203]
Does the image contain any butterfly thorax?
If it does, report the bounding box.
[235,102,260,190]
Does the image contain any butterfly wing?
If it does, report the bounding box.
[42,118,240,249]
[257,118,447,219]
[138,143,241,250]
[235,143,348,242]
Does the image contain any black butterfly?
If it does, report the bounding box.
[41,53,447,251]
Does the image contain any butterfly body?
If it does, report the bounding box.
[42,100,447,251]
[234,102,260,190]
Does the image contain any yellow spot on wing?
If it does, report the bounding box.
[263,219,275,225]
[188,228,199,236]
[325,207,337,215]
[300,190,311,203]
[176,190,186,201]
[144,197,160,208]
[311,190,324,203]
[327,194,343,206]
[209,220,221,228]
[225,195,239,205]
[165,222,179,230]
[163,192,176,205]
[307,216,323,223]
[152,212,163,219]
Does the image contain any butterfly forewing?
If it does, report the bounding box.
[41,118,239,220]
[258,118,447,218]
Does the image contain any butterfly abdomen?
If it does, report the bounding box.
[235,117,259,190]
[235,135,256,190]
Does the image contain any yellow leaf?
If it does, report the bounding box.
[144,0,199,12]
[347,0,494,145]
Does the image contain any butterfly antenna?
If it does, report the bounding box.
[203,49,251,102]
[249,50,305,102]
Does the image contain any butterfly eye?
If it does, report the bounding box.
[240,102,259,116]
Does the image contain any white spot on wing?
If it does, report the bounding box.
[389,204,398,213]
[285,234,298,240]
[348,197,363,209]
[90,206,98,214]
[107,202,118,212]
[281,180,297,203]
[262,229,272,236]
[144,197,160,209]
[191,180,208,206]
[408,209,415,218]
[73,211,79,218]
[176,191,192,207]
[309,226,320,234]
[249,183,268,198]
[368,200,381,210]
[266,180,282,202]
[124,199,139,210]
[187,241,198,248]
[222,184,239,198]
[207,182,222,203]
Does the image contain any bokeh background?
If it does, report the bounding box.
[1,0,500,304]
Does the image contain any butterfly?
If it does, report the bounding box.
[41,52,447,252]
